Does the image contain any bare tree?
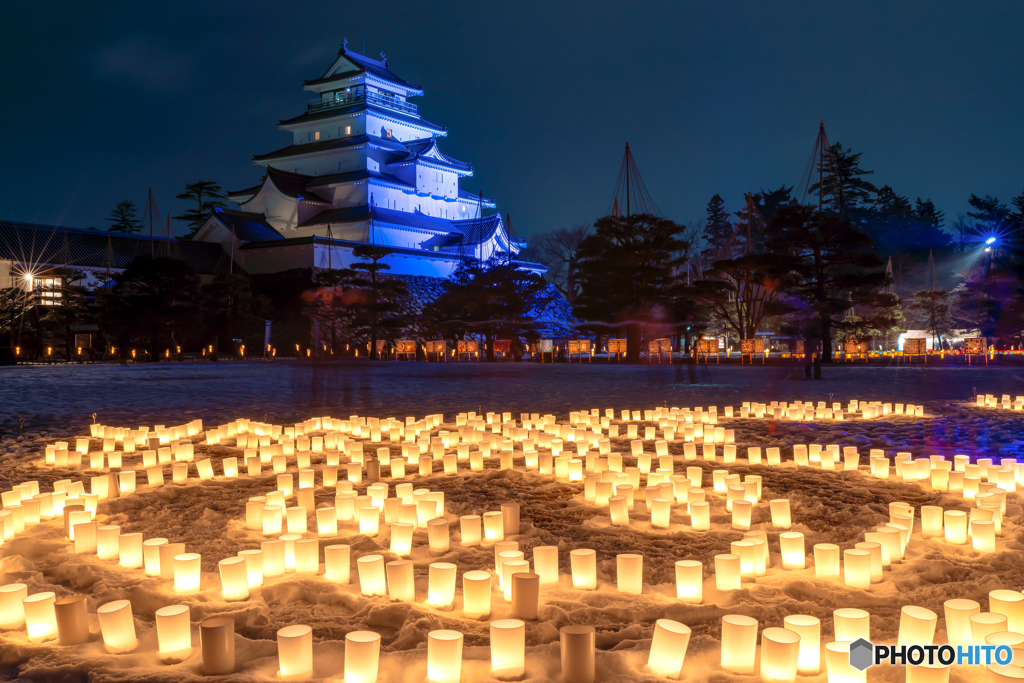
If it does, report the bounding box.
[533,223,591,303]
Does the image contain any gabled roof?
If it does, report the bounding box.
[209,209,284,242]
[458,188,496,207]
[306,47,423,94]
[440,213,504,250]
[278,103,446,134]
[303,169,415,194]
[265,167,315,199]
[394,138,472,173]
[0,220,233,275]
[297,206,370,228]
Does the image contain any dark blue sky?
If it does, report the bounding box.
[2,1,1022,239]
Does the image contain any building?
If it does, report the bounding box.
[193,42,543,278]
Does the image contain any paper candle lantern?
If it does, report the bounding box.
[760,627,800,682]
[155,604,193,662]
[426,629,464,683]
[343,631,381,683]
[715,554,741,591]
[651,498,671,528]
[96,524,121,561]
[286,506,307,534]
[721,614,758,674]
[990,590,1024,635]
[570,549,597,590]
[853,542,883,583]
[277,624,313,680]
[294,539,318,575]
[944,510,968,544]
[770,499,792,529]
[690,501,710,530]
[200,616,235,674]
[674,560,702,603]
[50,594,88,648]
[614,554,643,595]
[97,599,137,653]
[985,632,1024,666]
[971,612,1008,646]
[237,549,264,588]
[459,515,481,546]
[462,570,492,619]
[0,583,27,630]
[972,520,996,552]
[483,511,504,543]
[898,605,937,645]
[315,507,337,538]
[732,500,752,531]
[261,539,285,577]
[502,560,530,602]
[511,573,539,621]
[825,641,865,683]
[943,598,981,646]
[74,520,97,554]
[731,540,756,578]
[490,619,526,680]
[427,518,450,556]
[648,619,691,678]
[262,506,283,536]
[843,549,871,589]
[561,624,596,683]
[219,556,249,601]
[174,553,202,594]
[142,538,167,576]
[533,546,559,585]
[813,543,840,579]
[118,532,143,569]
[780,532,806,569]
[834,608,870,641]
[427,562,457,609]
[784,614,820,675]
[354,554,385,597]
[23,591,58,642]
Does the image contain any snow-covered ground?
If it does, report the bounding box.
[1,362,1023,682]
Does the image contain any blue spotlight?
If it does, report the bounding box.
[985,236,997,245]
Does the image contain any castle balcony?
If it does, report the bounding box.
[308,90,418,117]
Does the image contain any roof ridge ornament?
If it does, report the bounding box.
[379,51,387,67]
[340,37,348,55]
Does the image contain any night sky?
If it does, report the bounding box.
[3,1,1022,239]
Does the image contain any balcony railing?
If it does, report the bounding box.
[307,90,418,117]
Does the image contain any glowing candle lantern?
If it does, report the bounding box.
[74,520,97,554]
[834,608,870,641]
[972,520,996,552]
[943,599,980,646]
[218,557,249,601]
[0,583,28,629]
[171,462,188,484]
[67,509,90,541]
[118,532,143,569]
[238,549,264,588]
[196,458,214,481]
[770,499,792,529]
[490,619,526,680]
[502,560,530,602]
[511,572,539,621]
[357,554,386,597]
[359,506,380,536]
[143,538,167,576]
[427,518,450,556]
[616,554,643,595]
[324,544,350,584]
[97,524,121,561]
[990,590,1024,635]
[147,465,164,487]
[721,614,758,674]
[173,553,202,594]
[97,600,137,653]
[674,560,702,603]
[842,549,871,590]
[825,641,865,683]
[483,511,505,544]
[459,515,481,546]
[423,630,464,683]
[853,542,882,583]
[277,624,313,680]
[533,546,559,586]
[944,510,968,544]
[222,457,238,478]
[292,538,317,575]
[200,616,235,674]
[23,592,58,642]
[54,595,89,645]
[647,619,691,679]
[715,554,741,591]
[427,562,457,609]
[920,505,943,538]
[262,506,283,536]
[986,632,1024,666]
[315,507,337,538]
[966,612,1008,647]
[812,543,840,579]
[570,549,597,590]
[690,501,710,530]
[261,539,285,578]
[463,570,492,619]
[784,615,820,675]
[732,500,752,531]
[898,605,937,645]
[760,627,800,682]
[286,506,307,534]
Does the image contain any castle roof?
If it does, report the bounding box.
[395,138,472,173]
[209,208,284,242]
[278,103,446,134]
[305,47,423,94]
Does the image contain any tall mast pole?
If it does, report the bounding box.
[817,122,824,215]
[625,142,631,219]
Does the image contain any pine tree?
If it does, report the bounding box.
[703,195,733,253]
[107,200,142,234]
[175,181,225,239]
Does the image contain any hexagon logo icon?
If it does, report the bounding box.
[849,638,874,671]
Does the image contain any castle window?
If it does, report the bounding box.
[385,129,392,138]
[314,131,320,141]
[345,125,352,135]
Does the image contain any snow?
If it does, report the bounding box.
[1,362,1023,682]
